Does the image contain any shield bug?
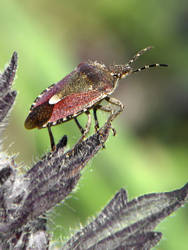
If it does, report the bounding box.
[24,46,167,150]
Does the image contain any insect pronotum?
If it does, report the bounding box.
[24,46,167,150]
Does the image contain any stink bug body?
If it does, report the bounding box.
[24,47,167,150]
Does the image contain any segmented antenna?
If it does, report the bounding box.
[128,46,153,65]
[109,46,167,79]
[127,46,168,73]
[133,63,168,73]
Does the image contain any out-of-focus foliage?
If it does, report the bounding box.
[0,0,187,249]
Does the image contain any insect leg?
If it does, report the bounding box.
[105,96,124,123]
[77,111,92,143]
[83,110,92,137]
[74,117,85,135]
[93,105,100,132]
[47,124,56,151]
[97,105,117,136]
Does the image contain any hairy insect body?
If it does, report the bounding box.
[24,47,167,150]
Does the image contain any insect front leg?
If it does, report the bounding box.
[105,96,124,124]
[47,124,56,151]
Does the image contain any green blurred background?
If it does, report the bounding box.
[0,0,188,249]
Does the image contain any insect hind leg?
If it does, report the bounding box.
[47,124,56,151]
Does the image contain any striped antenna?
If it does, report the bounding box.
[108,47,167,79]
[128,46,153,65]
[133,63,168,73]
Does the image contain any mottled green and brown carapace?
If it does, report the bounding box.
[24,46,167,150]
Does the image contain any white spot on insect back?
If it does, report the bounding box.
[42,123,48,128]
[49,95,62,104]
